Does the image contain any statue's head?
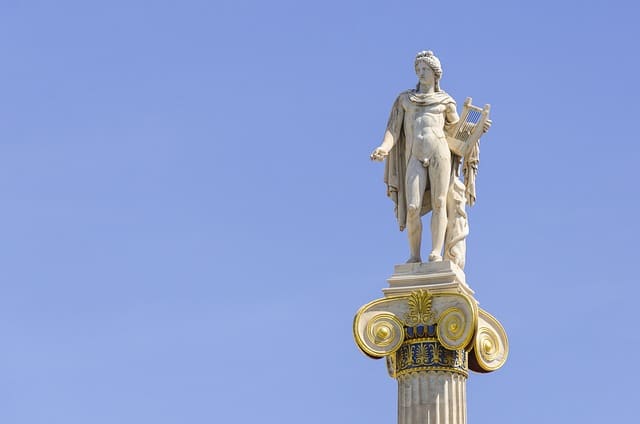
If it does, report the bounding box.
[414,50,442,91]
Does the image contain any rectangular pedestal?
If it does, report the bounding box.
[382,260,475,298]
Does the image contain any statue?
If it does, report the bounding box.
[371,51,491,267]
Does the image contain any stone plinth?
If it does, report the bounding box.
[384,261,473,298]
[354,262,508,424]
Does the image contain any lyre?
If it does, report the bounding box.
[446,97,490,157]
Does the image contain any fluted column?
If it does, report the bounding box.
[397,371,467,424]
[389,332,468,424]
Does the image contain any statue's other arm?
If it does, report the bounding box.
[444,102,460,137]
[371,95,405,161]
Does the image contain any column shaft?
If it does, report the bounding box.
[398,371,467,424]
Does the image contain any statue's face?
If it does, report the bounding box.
[415,61,435,86]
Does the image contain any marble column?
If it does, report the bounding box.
[353,261,508,424]
[398,371,467,424]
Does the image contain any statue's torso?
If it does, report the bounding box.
[401,95,449,163]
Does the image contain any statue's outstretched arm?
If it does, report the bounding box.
[371,96,404,161]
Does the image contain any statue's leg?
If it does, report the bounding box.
[428,154,451,262]
[405,158,428,263]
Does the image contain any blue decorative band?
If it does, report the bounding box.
[394,338,468,378]
[405,324,437,338]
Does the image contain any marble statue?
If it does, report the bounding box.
[371,51,491,267]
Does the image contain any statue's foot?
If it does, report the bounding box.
[406,256,422,263]
[428,253,443,262]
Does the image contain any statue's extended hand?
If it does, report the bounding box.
[483,119,492,133]
[370,148,388,162]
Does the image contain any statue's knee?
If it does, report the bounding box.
[407,204,420,217]
[433,196,446,211]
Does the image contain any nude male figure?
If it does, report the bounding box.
[371,51,460,263]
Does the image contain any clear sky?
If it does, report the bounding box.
[1,0,639,423]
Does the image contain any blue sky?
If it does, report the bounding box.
[1,0,639,422]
